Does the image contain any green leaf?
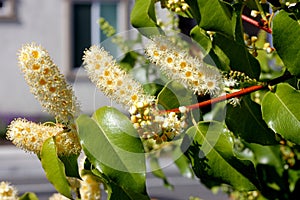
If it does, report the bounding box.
[226,96,278,145]
[262,83,300,144]
[40,137,71,198]
[246,143,283,175]
[157,81,198,110]
[143,82,164,96]
[76,107,149,197]
[231,3,245,43]
[108,181,150,200]
[273,10,300,76]
[19,192,39,200]
[89,168,150,200]
[130,0,162,37]
[59,154,80,179]
[183,121,260,191]
[190,26,212,53]
[187,0,233,36]
[119,51,139,72]
[184,0,201,22]
[212,33,261,79]
[190,26,229,71]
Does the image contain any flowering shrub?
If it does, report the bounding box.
[2,0,300,200]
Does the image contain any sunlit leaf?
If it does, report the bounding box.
[273,10,300,76]
[130,0,162,37]
[40,137,71,198]
[76,107,149,198]
[186,0,233,36]
[262,83,300,144]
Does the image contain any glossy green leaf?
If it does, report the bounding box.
[262,83,300,144]
[190,26,260,77]
[40,137,71,198]
[226,96,278,145]
[190,26,212,53]
[130,0,162,37]
[59,154,80,179]
[19,192,39,200]
[212,33,261,79]
[76,107,149,197]
[183,121,260,190]
[273,10,300,76]
[187,0,233,36]
[88,167,150,200]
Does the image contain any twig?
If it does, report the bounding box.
[164,73,293,113]
[242,15,272,34]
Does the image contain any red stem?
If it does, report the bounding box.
[242,15,272,34]
[164,73,293,113]
[165,84,266,113]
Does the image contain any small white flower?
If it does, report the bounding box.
[179,106,187,113]
[228,97,241,107]
[224,78,238,87]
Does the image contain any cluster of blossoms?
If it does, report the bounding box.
[145,36,223,96]
[83,45,187,144]
[6,43,82,156]
[6,118,81,155]
[161,0,189,13]
[0,181,18,200]
[83,45,154,108]
[129,101,187,144]
[18,43,80,123]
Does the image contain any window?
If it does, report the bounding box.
[0,0,16,20]
[71,0,129,69]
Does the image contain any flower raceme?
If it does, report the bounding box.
[18,43,80,124]
[145,36,223,96]
[6,118,81,155]
[83,45,187,144]
[83,45,154,108]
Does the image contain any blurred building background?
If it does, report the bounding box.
[0,0,131,133]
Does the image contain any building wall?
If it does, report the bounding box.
[0,0,129,120]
